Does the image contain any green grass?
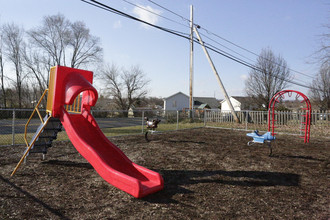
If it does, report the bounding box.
[0,122,205,146]
[2,121,327,146]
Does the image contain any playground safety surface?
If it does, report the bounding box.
[1,127,329,219]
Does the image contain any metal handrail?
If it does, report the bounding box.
[11,89,51,176]
[24,89,49,147]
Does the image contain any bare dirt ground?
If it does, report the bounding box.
[1,127,329,219]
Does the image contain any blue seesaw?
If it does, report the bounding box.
[246,130,275,156]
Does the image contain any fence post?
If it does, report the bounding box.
[204,109,207,127]
[245,110,248,131]
[141,111,144,133]
[176,110,179,130]
[12,109,15,146]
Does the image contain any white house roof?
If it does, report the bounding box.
[163,92,189,100]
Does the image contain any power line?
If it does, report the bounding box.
[121,0,189,28]
[81,0,317,90]
[199,27,316,79]
[147,0,315,79]
[147,0,190,24]
[195,37,316,90]
[200,32,257,64]
[81,0,190,39]
[121,1,260,70]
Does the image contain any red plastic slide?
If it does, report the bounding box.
[60,107,164,198]
[48,66,163,198]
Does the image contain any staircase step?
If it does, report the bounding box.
[38,135,57,139]
[26,115,63,158]
[33,142,52,147]
[44,127,62,131]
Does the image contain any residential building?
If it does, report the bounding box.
[194,97,220,109]
[163,92,220,111]
[220,96,255,111]
[163,92,189,111]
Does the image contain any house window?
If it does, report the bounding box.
[172,100,177,107]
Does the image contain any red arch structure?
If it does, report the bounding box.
[268,90,311,143]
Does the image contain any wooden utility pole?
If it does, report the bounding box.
[194,26,240,123]
[189,5,194,112]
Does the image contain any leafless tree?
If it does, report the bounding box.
[69,21,103,68]
[2,23,27,108]
[28,14,102,69]
[312,24,330,66]
[309,63,330,110]
[22,44,51,108]
[101,64,150,114]
[245,48,291,109]
[28,14,71,66]
[23,44,49,93]
[0,26,7,108]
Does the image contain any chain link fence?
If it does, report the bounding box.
[1,108,328,146]
[0,109,205,146]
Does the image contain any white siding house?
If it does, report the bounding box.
[220,96,255,111]
[163,92,189,111]
[221,97,241,111]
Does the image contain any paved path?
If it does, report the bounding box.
[0,117,143,135]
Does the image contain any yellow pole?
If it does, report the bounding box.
[11,116,52,176]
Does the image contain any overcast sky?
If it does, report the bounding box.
[1,0,328,99]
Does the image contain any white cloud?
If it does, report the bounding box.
[113,20,122,29]
[133,5,161,29]
[240,74,248,81]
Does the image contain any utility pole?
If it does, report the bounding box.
[189,5,194,114]
[194,26,240,123]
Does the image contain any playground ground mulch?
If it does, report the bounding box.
[0,127,329,219]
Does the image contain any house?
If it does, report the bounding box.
[163,92,220,111]
[197,103,211,110]
[194,97,220,109]
[163,92,190,111]
[220,96,255,111]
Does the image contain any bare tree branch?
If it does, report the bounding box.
[0,26,7,108]
[245,48,292,109]
[28,14,71,66]
[2,23,26,108]
[69,21,103,68]
[101,64,150,114]
[309,63,330,110]
[28,14,102,69]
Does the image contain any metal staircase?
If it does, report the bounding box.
[25,114,62,158]
[11,89,60,176]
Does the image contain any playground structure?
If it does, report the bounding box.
[247,90,311,155]
[268,90,311,143]
[144,117,161,142]
[11,66,164,198]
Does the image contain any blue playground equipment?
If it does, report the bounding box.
[246,130,275,156]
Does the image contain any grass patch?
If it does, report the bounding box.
[0,122,205,146]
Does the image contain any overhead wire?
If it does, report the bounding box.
[200,32,257,64]
[121,0,190,28]
[199,27,316,79]
[147,0,315,80]
[81,0,318,90]
[147,0,190,24]
[81,0,190,39]
[199,38,315,90]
